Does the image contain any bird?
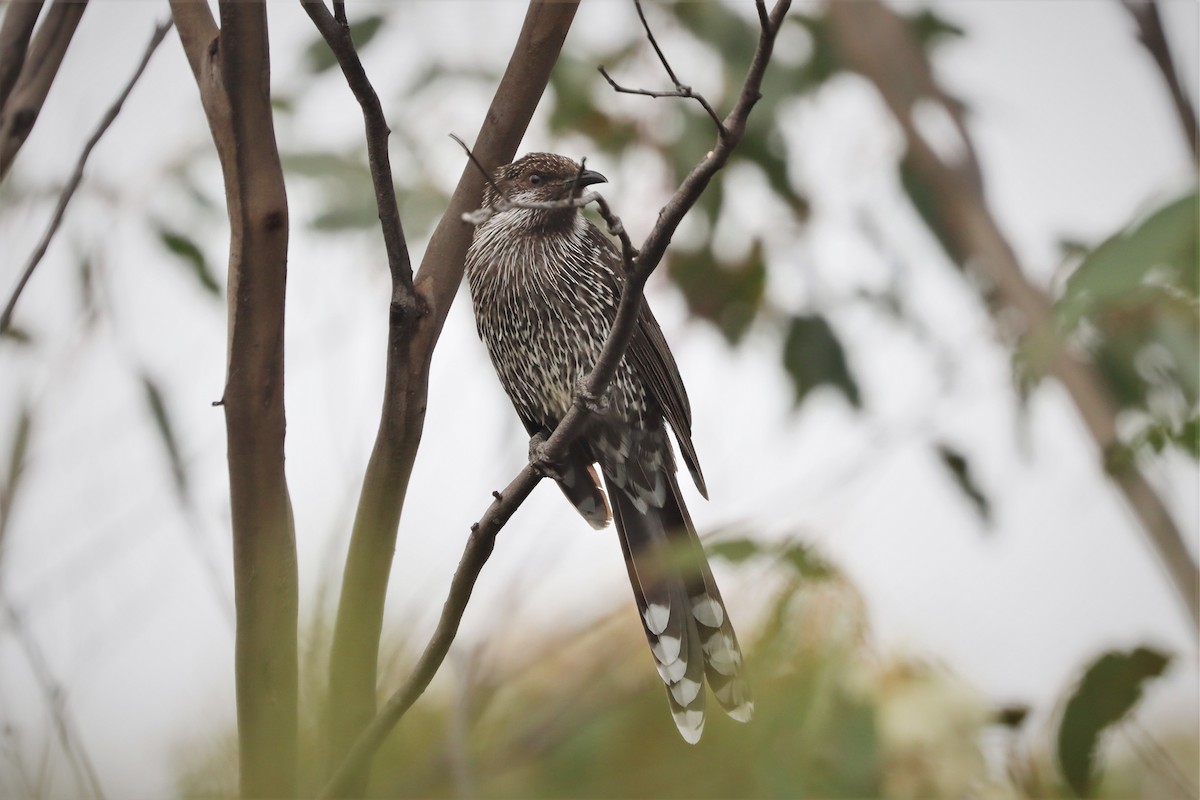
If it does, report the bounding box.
[465,152,752,743]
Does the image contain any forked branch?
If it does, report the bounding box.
[599,0,726,135]
[317,2,790,796]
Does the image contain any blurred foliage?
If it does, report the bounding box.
[1056,647,1171,797]
[268,8,1194,793]
[156,224,222,298]
[782,313,862,409]
[4,1,1191,796]
[175,542,1195,798]
[140,372,189,502]
[1050,191,1199,464]
[177,542,1019,799]
[304,14,387,74]
[935,443,991,523]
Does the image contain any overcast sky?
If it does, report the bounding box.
[1,2,1197,797]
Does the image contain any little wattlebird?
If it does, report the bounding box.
[465,152,752,742]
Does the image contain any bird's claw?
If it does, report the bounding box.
[528,431,566,481]
[574,378,610,415]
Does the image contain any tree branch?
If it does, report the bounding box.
[0,0,88,181]
[317,3,790,795]
[598,0,726,135]
[827,0,1198,627]
[171,1,299,796]
[0,19,172,335]
[300,0,414,301]
[1121,0,1199,164]
[314,2,581,794]
[0,0,45,112]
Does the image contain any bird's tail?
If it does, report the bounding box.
[607,470,753,743]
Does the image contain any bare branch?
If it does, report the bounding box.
[0,0,45,111]
[320,2,581,794]
[300,0,414,301]
[0,19,172,335]
[2,597,107,800]
[828,0,1198,626]
[591,193,638,267]
[598,0,726,135]
[0,0,88,181]
[172,0,299,795]
[449,131,506,213]
[1121,0,1199,164]
[318,2,791,794]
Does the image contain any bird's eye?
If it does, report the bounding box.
[528,173,543,186]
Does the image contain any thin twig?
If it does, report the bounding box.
[1121,0,1199,164]
[449,132,505,206]
[0,19,172,335]
[592,191,639,267]
[318,2,790,795]
[598,65,727,138]
[598,0,727,135]
[300,0,414,301]
[2,598,108,800]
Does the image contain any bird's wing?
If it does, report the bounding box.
[585,223,708,498]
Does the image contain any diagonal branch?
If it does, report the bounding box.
[0,0,88,181]
[0,19,173,335]
[317,2,790,796]
[1120,0,1199,164]
[0,0,45,112]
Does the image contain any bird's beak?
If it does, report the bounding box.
[576,169,608,188]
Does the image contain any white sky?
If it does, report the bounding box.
[0,1,1197,798]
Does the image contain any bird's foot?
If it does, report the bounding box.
[574,378,610,416]
[528,430,567,481]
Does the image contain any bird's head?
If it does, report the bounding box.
[483,152,607,210]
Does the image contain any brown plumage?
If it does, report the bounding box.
[465,152,752,742]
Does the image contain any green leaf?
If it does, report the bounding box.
[777,541,834,580]
[0,325,33,345]
[707,537,762,564]
[935,444,991,523]
[905,8,967,52]
[667,238,766,344]
[792,13,843,88]
[304,14,386,74]
[1057,647,1171,797]
[1178,416,1200,458]
[782,314,862,409]
[1060,191,1198,328]
[140,373,188,501]
[156,226,221,297]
